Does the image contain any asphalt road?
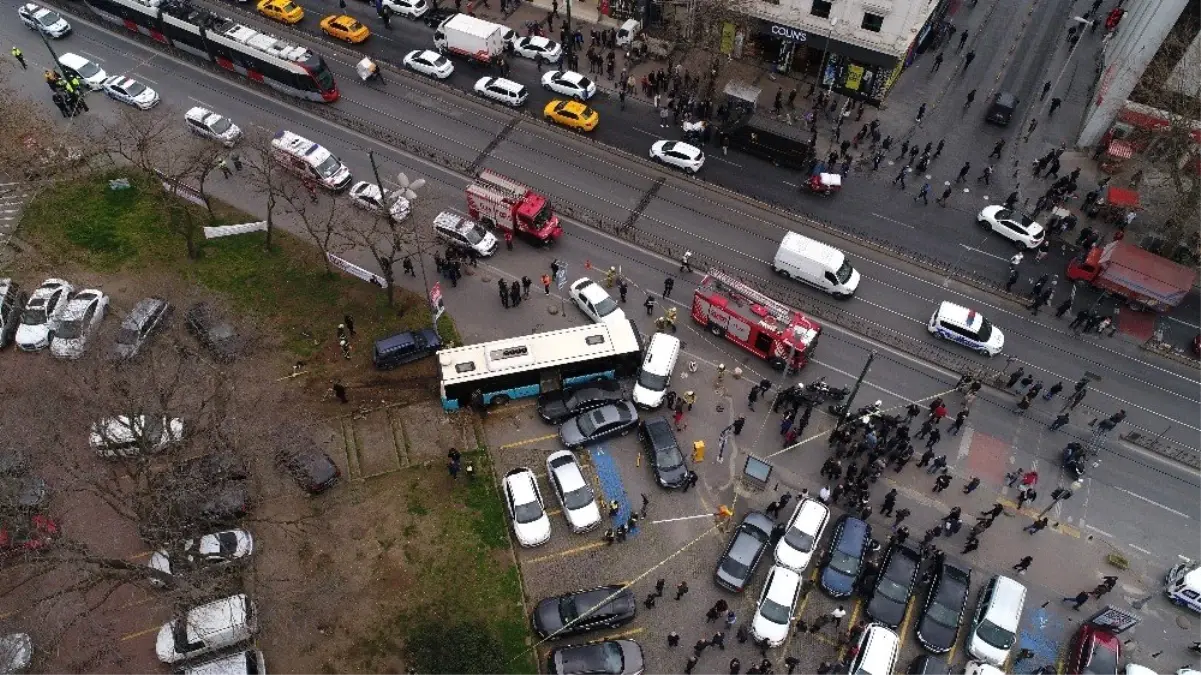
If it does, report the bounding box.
[4,0,1198,567]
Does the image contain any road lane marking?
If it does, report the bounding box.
[1163,314,1200,329]
[871,212,915,229]
[498,433,559,449]
[956,426,974,464]
[80,51,106,62]
[1113,486,1193,518]
[782,181,798,188]
[188,96,213,108]
[651,513,715,524]
[631,127,660,137]
[709,156,743,169]
[524,541,607,564]
[1130,544,1152,555]
[120,625,160,642]
[1084,524,1113,538]
[958,244,1008,262]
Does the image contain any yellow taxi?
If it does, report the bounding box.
[319,14,370,43]
[543,99,598,132]
[257,0,304,23]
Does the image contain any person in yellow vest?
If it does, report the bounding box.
[11,46,26,69]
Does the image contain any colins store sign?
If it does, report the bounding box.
[769,23,809,41]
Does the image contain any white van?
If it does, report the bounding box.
[269,130,352,191]
[179,649,266,675]
[155,594,258,664]
[772,232,860,298]
[846,624,899,675]
[967,575,1026,665]
[616,19,641,46]
[632,333,680,409]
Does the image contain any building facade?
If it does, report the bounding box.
[740,0,947,105]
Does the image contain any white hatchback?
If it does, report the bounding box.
[503,467,551,547]
[569,278,626,325]
[546,450,601,532]
[381,0,428,17]
[474,76,528,107]
[751,565,803,646]
[50,288,109,359]
[977,205,1045,250]
[348,181,411,222]
[19,3,71,37]
[57,53,107,90]
[775,498,829,573]
[403,49,454,79]
[650,140,705,174]
[185,107,242,147]
[15,278,73,351]
[541,70,596,101]
[513,35,562,63]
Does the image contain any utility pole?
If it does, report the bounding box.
[564,0,574,69]
[367,151,438,328]
[838,351,876,424]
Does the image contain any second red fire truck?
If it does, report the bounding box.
[692,270,821,372]
[466,169,564,247]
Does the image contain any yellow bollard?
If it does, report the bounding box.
[693,440,705,463]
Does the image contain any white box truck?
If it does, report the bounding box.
[434,14,510,64]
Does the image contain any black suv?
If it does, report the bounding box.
[866,541,922,628]
[184,302,243,363]
[638,416,689,489]
[916,555,972,653]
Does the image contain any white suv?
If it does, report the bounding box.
[15,278,73,351]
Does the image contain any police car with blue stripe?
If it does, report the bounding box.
[927,301,1005,356]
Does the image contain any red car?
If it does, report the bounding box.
[1067,623,1121,675]
[0,514,59,559]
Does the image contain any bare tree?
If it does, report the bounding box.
[278,180,349,276]
[1127,23,1201,260]
[0,72,101,181]
[100,104,182,175]
[238,128,287,250]
[336,175,432,306]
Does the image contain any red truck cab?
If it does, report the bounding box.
[1067,241,1196,312]
[466,170,563,246]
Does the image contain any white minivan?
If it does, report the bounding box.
[772,231,860,298]
[967,575,1026,665]
[155,594,258,664]
[632,333,680,409]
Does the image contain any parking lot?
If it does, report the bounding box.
[480,367,1125,675]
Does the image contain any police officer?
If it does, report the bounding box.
[11,46,26,69]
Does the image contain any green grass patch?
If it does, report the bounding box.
[347,462,535,674]
[20,171,459,357]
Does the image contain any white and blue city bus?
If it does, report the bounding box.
[438,319,644,410]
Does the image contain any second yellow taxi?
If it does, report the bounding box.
[257,0,304,23]
[543,99,598,132]
[320,14,370,43]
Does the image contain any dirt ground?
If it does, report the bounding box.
[0,249,529,673]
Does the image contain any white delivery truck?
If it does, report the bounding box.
[434,14,509,64]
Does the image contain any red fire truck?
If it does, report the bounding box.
[465,170,564,247]
[691,270,821,372]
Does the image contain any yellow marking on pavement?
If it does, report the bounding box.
[896,597,919,652]
[525,541,607,564]
[120,625,161,642]
[778,570,821,665]
[127,550,152,560]
[499,433,559,449]
[996,499,1081,537]
[945,635,958,664]
[838,599,863,660]
[602,627,644,640]
[546,508,562,517]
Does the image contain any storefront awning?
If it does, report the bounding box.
[758,19,900,68]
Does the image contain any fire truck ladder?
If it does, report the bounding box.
[707,269,795,324]
[473,169,530,201]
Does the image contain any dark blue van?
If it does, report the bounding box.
[372,328,442,370]
[820,515,871,598]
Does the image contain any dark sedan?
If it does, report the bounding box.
[820,516,871,598]
[532,586,637,638]
[715,511,773,592]
[538,380,625,425]
[276,448,341,494]
[559,402,638,448]
[916,556,972,653]
[638,417,689,489]
[867,541,922,628]
[184,302,244,363]
[548,639,644,675]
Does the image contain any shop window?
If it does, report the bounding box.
[810,0,831,17]
[861,12,884,31]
